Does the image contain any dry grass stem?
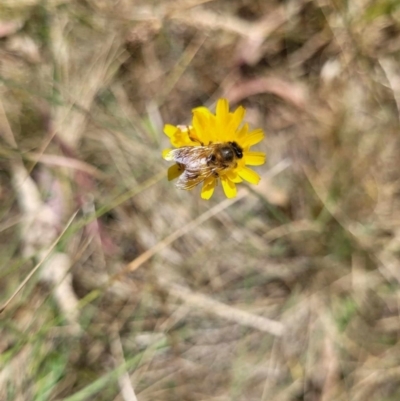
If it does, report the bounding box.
[163,281,284,336]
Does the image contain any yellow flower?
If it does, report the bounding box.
[163,98,265,199]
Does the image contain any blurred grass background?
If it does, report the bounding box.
[2,0,400,400]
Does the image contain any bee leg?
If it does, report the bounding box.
[189,135,203,145]
[187,126,204,145]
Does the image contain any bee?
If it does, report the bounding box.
[166,141,244,190]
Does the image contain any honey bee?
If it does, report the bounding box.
[166,141,244,190]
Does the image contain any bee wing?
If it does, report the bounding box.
[168,147,216,190]
[176,167,215,190]
[167,147,208,164]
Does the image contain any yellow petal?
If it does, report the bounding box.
[228,105,246,136]
[225,170,243,183]
[170,130,194,148]
[242,129,264,147]
[216,99,229,123]
[201,177,216,200]
[168,164,183,181]
[215,99,230,141]
[164,124,179,138]
[162,148,173,160]
[236,123,249,143]
[221,176,237,198]
[192,106,212,116]
[193,109,211,144]
[244,151,266,166]
[238,166,261,185]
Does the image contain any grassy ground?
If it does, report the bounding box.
[2,0,400,400]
